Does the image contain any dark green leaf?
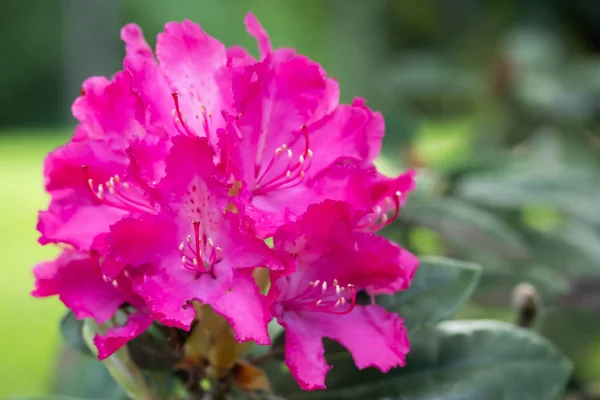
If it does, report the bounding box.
[52,346,123,399]
[278,320,572,400]
[377,256,481,334]
[60,311,92,356]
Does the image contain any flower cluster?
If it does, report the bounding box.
[32,14,418,390]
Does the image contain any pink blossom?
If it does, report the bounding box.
[270,200,419,389]
[32,250,151,359]
[38,71,162,249]
[103,135,282,344]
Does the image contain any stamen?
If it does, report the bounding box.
[171,92,195,136]
[287,279,357,315]
[82,166,156,214]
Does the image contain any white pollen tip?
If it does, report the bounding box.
[395,191,402,197]
[124,271,130,278]
[286,170,292,178]
[299,155,305,164]
[193,258,198,265]
[178,243,185,251]
[275,148,282,155]
[281,144,288,150]
[316,299,322,306]
[307,149,313,157]
[333,279,339,286]
[87,178,93,186]
[181,256,187,263]
[374,205,382,214]
[108,186,116,194]
[381,214,389,223]
[114,175,121,183]
[216,247,222,252]
[207,238,214,247]
[336,285,341,296]
[287,149,293,159]
[299,171,305,178]
[112,280,119,288]
[340,297,346,304]
[322,281,328,292]
[313,280,320,288]
[186,235,192,243]
[122,182,130,189]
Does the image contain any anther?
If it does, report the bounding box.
[322,281,328,292]
[178,242,185,251]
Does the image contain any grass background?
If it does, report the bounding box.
[0,132,66,396]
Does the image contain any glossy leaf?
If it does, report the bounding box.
[377,256,481,334]
[276,320,572,400]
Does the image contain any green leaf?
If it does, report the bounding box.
[82,319,157,400]
[53,346,123,399]
[377,256,481,334]
[402,198,530,260]
[279,320,572,400]
[60,311,92,355]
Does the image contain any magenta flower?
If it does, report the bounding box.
[270,200,419,389]
[33,13,419,384]
[32,250,153,359]
[103,135,282,344]
[38,71,163,250]
[119,14,416,237]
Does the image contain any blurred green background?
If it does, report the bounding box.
[2,0,600,398]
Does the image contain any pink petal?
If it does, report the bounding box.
[280,311,330,390]
[32,251,127,324]
[281,305,409,390]
[273,200,418,291]
[121,24,173,128]
[156,20,231,139]
[244,13,272,59]
[234,54,327,190]
[211,273,272,345]
[38,202,126,250]
[94,312,154,360]
[104,213,177,276]
[305,100,384,178]
[72,71,145,140]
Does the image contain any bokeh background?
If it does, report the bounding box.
[2,0,600,398]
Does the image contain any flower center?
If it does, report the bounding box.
[288,279,357,315]
[83,166,157,214]
[252,125,313,196]
[359,191,402,231]
[178,221,222,277]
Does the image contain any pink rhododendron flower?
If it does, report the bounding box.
[270,200,419,389]
[33,12,419,383]
[32,250,152,359]
[103,135,281,344]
